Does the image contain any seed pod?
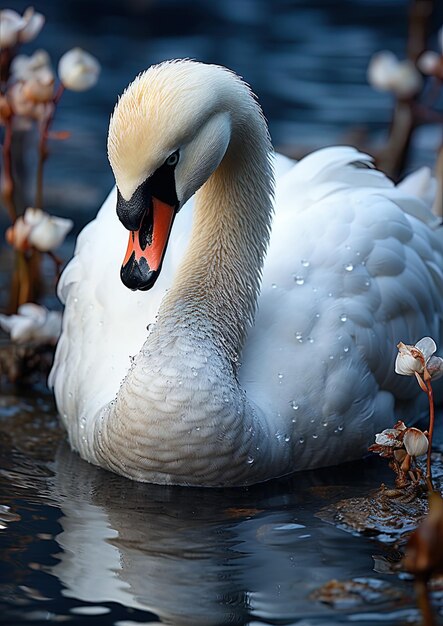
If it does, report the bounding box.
[403,428,428,457]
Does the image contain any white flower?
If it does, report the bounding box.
[417,26,443,79]
[0,9,26,47]
[11,49,52,81]
[22,72,54,103]
[24,207,45,227]
[426,355,443,381]
[5,208,73,252]
[0,303,61,345]
[0,7,44,48]
[24,207,73,252]
[368,51,398,90]
[403,427,428,457]
[417,51,441,76]
[367,51,422,98]
[8,82,51,123]
[374,428,403,447]
[392,62,423,98]
[19,7,45,44]
[10,50,54,104]
[58,48,100,91]
[395,337,440,377]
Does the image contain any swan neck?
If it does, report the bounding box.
[163,99,274,359]
[92,76,278,486]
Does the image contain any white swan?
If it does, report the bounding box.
[50,60,443,486]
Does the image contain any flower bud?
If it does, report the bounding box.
[24,207,45,226]
[19,7,44,44]
[417,51,441,76]
[0,303,61,345]
[22,72,54,103]
[395,338,437,376]
[367,51,399,91]
[58,48,100,91]
[11,50,52,82]
[426,355,443,381]
[24,207,73,252]
[390,61,422,99]
[0,9,26,48]
[8,83,51,124]
[374,429,402,447]
[395,342,425,375]
[367,51,422,98]
[0,7,44,48]
[5,216,31,251]
[403,428,428,457]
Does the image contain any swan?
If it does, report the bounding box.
[49,59,443,487]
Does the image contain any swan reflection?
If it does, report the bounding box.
[48,443,377,625]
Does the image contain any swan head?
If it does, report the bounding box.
[108,59,239,291]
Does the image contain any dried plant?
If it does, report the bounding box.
[370,337,443,491]
[403,492,443,626]
[0,7,100,314]
[367,0,443,190]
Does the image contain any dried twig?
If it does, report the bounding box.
[1,116,17,221]
[35,84,64,208]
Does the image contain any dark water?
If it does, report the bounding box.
[2,1,443,625]
[2,387,442,626]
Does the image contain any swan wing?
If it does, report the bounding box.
[241,147,443,469]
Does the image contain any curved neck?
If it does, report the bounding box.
[159,100,274,362]
[93,84,279,486]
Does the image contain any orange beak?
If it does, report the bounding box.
[121,197,176,290]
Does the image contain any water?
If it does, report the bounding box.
[1,387,442,625]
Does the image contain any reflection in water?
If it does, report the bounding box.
[48,444,396,625]
[0,393,433,625]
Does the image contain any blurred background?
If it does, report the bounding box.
[2,0,443,229]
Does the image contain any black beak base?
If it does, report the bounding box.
[116,179,151,231]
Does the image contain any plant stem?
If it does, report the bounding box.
[35,111,51,209]
[415,578,435,626]
[425,377,435,490]
[17,251,31,307]
[35,84,65,208]
[8,250,32,313]
[0,47,12,92]
[376,0,435,180]
[47,250,63,282]
[2,116,17,221]
[407,0,434,64]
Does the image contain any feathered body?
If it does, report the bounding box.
[50,60,443,486]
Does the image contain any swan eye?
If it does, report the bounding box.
[165,152,179,167]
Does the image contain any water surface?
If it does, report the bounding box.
[1,388,442,625]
